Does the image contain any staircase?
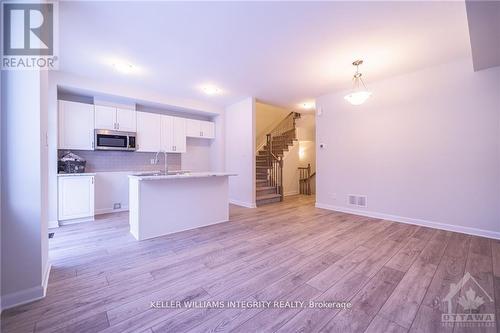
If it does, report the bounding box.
[256,112,301,206]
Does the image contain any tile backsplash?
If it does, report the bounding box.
[58,150,182,172]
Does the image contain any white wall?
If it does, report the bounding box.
[94,172,130,215]
[225,98,256,207]
[283,142,300,196]
[282,114,316,196]
[210,112,225,172]
[1,70,50,310]
[255,102,289,149]
[183,138,212,172]
[40,71,49,290]
[315,59,500,238]
[282,140,316,196]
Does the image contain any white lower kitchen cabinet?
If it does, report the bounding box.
[58,174,95,224]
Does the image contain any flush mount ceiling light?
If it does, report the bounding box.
[301,102,315,110]
[344,60,372,106]
[202,85,221,95]
[112,62,134,74]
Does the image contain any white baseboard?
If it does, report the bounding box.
[315,202,500,240]
[229,199,256,208]
[1,264,51,311]
[284,191,299,197]
[48,220,59,229]
[95,206,129,216]
[59,216,94,226]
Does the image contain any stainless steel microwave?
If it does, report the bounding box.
[94,129,136,151]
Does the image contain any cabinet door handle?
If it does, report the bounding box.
[91,177,94,184]
[117,123,120,130]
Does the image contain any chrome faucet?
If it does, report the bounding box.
[154,150,168,174]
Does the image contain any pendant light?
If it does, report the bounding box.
[344,60,372,105]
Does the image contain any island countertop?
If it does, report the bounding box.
[128,172,237,181]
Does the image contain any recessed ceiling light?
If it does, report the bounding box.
[112,62,134,74]
[202,85,221,95]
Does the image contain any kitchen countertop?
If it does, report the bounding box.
[57,173,96,177]
[128,172,237,181]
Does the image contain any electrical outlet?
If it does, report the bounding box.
[113,203,121,210]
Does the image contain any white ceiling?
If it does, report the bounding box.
[59,1,471,110]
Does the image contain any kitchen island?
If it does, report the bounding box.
[128,172,236,240]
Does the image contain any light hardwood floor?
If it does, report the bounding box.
[2,195,500,333]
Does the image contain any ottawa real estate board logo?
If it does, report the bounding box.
[1,1,58,70]
[441,272,495,328]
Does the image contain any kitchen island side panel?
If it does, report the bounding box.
[129,176,229,240]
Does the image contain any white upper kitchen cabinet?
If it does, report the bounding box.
[200,120,215,139]
[172,116,187,152]
[186,119,215,139]
[95,105,136,132]
[136,111,161,152]
[186,118,200,137]
[58,100,95,150]
[94,105,116,130]
[116,108,136,132]
[58,175,95,222]
[161,115,186,153]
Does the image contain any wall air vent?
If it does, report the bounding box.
[348,194,367,208]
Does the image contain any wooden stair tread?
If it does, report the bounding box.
[256,193,281,200]
[256,186,276,191]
